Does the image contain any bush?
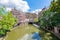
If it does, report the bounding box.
[0,7,17,36]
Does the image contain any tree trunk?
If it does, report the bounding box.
[54,27,58,33]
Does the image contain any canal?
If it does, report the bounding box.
[5,24,60,40]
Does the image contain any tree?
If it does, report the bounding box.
[49,0,60,33]
[0,7,16,35]
[0,6,7,16]
[39,0,60,33]
[0,12,16,30]
[39,10,53,27]
[50,0,60,13]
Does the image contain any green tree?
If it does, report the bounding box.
[0,12,16,30]
[0,7,16,35]
[39,0,60,33]
[49,0,60,27]
[0,6,7,16]
[39,10,53,27]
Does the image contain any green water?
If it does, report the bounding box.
[39,28,60,40]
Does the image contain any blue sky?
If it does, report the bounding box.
[24,0,52,11]
[0,0,52,12]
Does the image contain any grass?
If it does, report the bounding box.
[5,24,39,40]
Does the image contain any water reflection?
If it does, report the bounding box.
[20,32,41,40]
[32,32,41,40]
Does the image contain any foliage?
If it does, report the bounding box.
[0,6,7,16]
[39,0,60,27]
[51,13,60,26]
[0,12,16,30]
[0,7,16,35]
[39,10,53,27]
[42,33,52,40]
[50,0,60,13]
[0,29,6,35]
[49,0,60,27]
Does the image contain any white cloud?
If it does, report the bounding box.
[6,8,12,11]
[0,0,30,12]
[31,9,42,15]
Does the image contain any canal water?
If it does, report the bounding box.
[20,32,41,40]
[32,32,41,40]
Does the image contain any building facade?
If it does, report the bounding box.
[25,12,38,22]
[11,8,26,24]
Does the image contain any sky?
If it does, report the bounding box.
[0,0,52,12]
[24,0,52,12]
[0,0,30,12]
